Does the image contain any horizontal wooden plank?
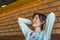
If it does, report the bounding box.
[0,27,20,33]
[25,12,34,17]
[37,10,45,14]
[45,12,60,17]
[0,21,17,26]
[0,13,19,21]
[45,7,56,13]
[50,1,60,7]
[52,29,56,34]
[53,23,60,28]
[57,6,60,11]
[39,4,49,10]
[54,12,60,16]
[56,29,60,34]
[43,0,54,4]
[55,17,60,22]
[0,32,23,36]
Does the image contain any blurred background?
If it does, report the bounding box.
[0,0,60,40]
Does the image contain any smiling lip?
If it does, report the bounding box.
[32,22,34,24]
[32,22,36,24]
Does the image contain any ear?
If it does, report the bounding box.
[41,21,45,25]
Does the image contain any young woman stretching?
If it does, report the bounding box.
[18,12,55,40]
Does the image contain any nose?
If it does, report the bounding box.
[32,18,36,23]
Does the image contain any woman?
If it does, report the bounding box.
[18,12,55,40]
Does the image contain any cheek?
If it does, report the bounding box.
[35,20,40,26]
[36,20,40,24]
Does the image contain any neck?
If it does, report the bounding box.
[34,27,41,33]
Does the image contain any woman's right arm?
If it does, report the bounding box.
[18,17,33,37]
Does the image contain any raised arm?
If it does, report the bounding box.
[18,17,33,37]
[44,12,55,40]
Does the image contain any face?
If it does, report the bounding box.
[32,15,41,27]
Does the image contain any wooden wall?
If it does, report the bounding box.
[0,0,60,40]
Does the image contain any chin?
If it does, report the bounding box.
[32,24,37,27]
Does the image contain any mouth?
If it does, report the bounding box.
[32,22,34,24]
[32,22,36,25]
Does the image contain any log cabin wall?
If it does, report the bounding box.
[0,0,60,40]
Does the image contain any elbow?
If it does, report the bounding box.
[18,17,23,24]
[18,17,21,23]
[18,17,21,20]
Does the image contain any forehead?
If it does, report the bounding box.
[34,14,39,17]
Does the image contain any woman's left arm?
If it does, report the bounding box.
[44,12,55,40]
